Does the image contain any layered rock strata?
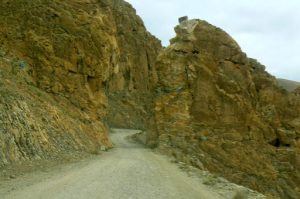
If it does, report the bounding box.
[152,19,300,198]
[0,0,161,165]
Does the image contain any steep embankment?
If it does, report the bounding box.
[1,0,299,198]
[0,0,161,165]
[0,58,111,166]
[104,1,161,129]
[151,19,300,198]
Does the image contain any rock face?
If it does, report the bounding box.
[0,60,111,165]
[294,86,300,96]
[105,0,161,129]
[1,1,299,198]
[152,19,300,198]
[0,0,161,165]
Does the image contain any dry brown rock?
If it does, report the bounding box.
[152,19,300,198]
[293,86,300,96]
[0,0,161,128]
[0,0,161,165]
[1,1,299,198]
[0,62,111,166]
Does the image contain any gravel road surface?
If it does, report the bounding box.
[0,129,227,199]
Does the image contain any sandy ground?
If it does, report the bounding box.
[0,129,264,199]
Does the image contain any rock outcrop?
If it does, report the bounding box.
[1,0,299,198]
[0,0,161,165]
[293,86,300,96]
[152,19,300,198]
[0,59,112,166]
[105,0,161,129]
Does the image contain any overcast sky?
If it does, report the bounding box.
[126,0,300,81]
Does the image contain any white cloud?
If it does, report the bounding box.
[126,0,300,81]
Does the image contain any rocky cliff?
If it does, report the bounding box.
[0,0,161,165]
[0,59,111,166]
[1,1,299,198]
[104,0,161,129]
[152,19,300,198]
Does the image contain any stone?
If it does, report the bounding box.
[0,0,160,166]
[151,19,300,198]
[293,86,300,96]
[100,146,107,152]
[233,190,248,199]
[179,16,188,23]
[9,175,16,179]
[0,1,299,198]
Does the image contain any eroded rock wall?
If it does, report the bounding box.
[152,19,300,198]
[105,0,161,129]
[0,0,161,165]
[0,60,111,166]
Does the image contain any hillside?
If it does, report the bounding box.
[0,0,161,164]
[0,56,112,165]
[277,78,300,92]
[0,1,299,198]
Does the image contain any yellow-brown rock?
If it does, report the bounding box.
[152,19,300,198]
[293,86,300,96]
[1,1,299,198]
[0,61,111,165]
[0,0,161,165]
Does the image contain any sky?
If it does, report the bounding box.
[126,0,300,81]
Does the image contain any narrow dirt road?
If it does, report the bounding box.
[0,129,224,199]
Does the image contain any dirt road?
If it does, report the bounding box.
[0,129,243,199]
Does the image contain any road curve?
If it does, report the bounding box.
[0,129,222,199]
